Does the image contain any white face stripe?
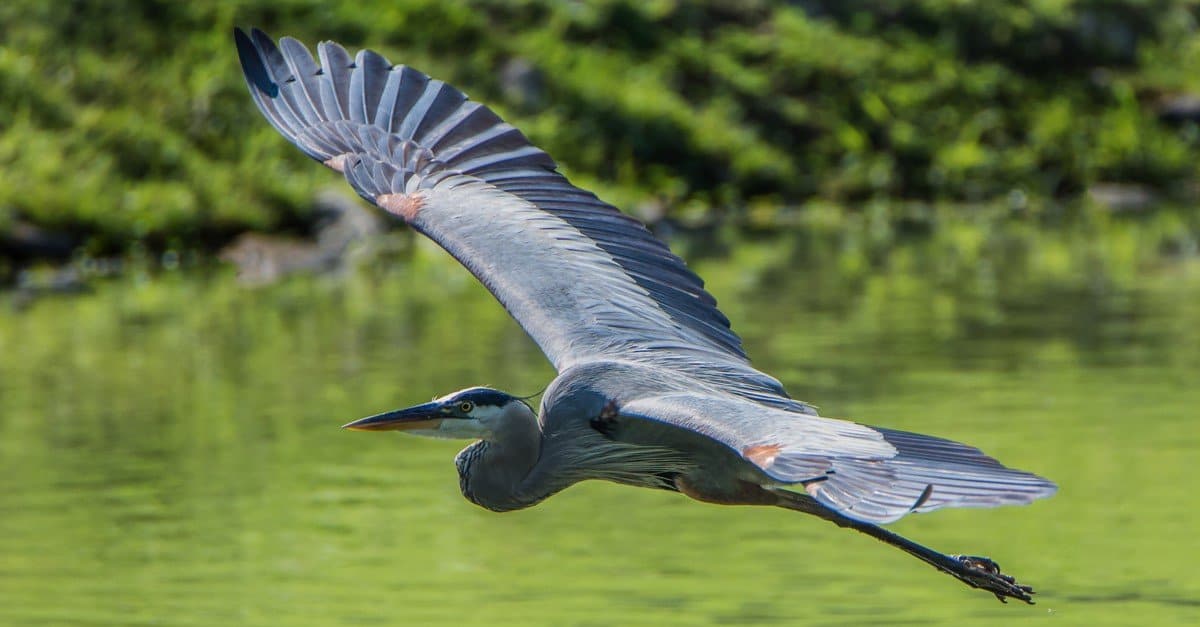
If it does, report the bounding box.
[431,418,491,439]
[466,403,507,423]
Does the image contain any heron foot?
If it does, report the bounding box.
[948,554,1035,604]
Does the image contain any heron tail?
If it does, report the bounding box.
[797,427,1057,524]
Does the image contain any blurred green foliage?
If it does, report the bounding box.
[0,0,1197,259]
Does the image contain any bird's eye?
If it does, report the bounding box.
[458,401,474,413]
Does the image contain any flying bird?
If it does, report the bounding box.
[234,28,1056,603]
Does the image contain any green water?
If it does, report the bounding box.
[2,238,1198,626]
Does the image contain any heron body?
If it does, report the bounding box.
[235,29,1056,603]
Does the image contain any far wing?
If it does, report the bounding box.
[619,394,1058,524]
[235,29,809,413]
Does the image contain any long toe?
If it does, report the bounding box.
[952,555,1036,604]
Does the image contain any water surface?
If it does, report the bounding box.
[2,238,1198,625]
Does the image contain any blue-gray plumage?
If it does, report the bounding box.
[235,29,1056,604]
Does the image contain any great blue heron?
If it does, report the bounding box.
[235,29,1056,604]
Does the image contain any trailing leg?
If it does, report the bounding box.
[773,489,1036,604]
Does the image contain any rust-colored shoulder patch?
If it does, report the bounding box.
[324,153,351,173]
[377,192,425,223]
[743,443,784,468]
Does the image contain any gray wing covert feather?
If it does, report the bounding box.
[619,394,896,483]
[235,29,810,411]
[619,395,1057,524]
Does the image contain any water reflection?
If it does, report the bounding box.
[1,238,1197,625]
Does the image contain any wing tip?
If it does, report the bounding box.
[234,26,278,98]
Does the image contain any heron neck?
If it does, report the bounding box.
[455,406,554,512]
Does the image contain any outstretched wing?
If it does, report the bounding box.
[619,394,1057,524]
[234,29,808,412]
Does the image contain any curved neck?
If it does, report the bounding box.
[454,403,558,512]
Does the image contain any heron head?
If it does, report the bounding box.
[342,387,531,439]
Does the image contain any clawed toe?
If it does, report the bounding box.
[957,555,1000,575]
[951,554,1036,604]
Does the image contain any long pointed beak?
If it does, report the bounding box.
[342,402,445,432]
